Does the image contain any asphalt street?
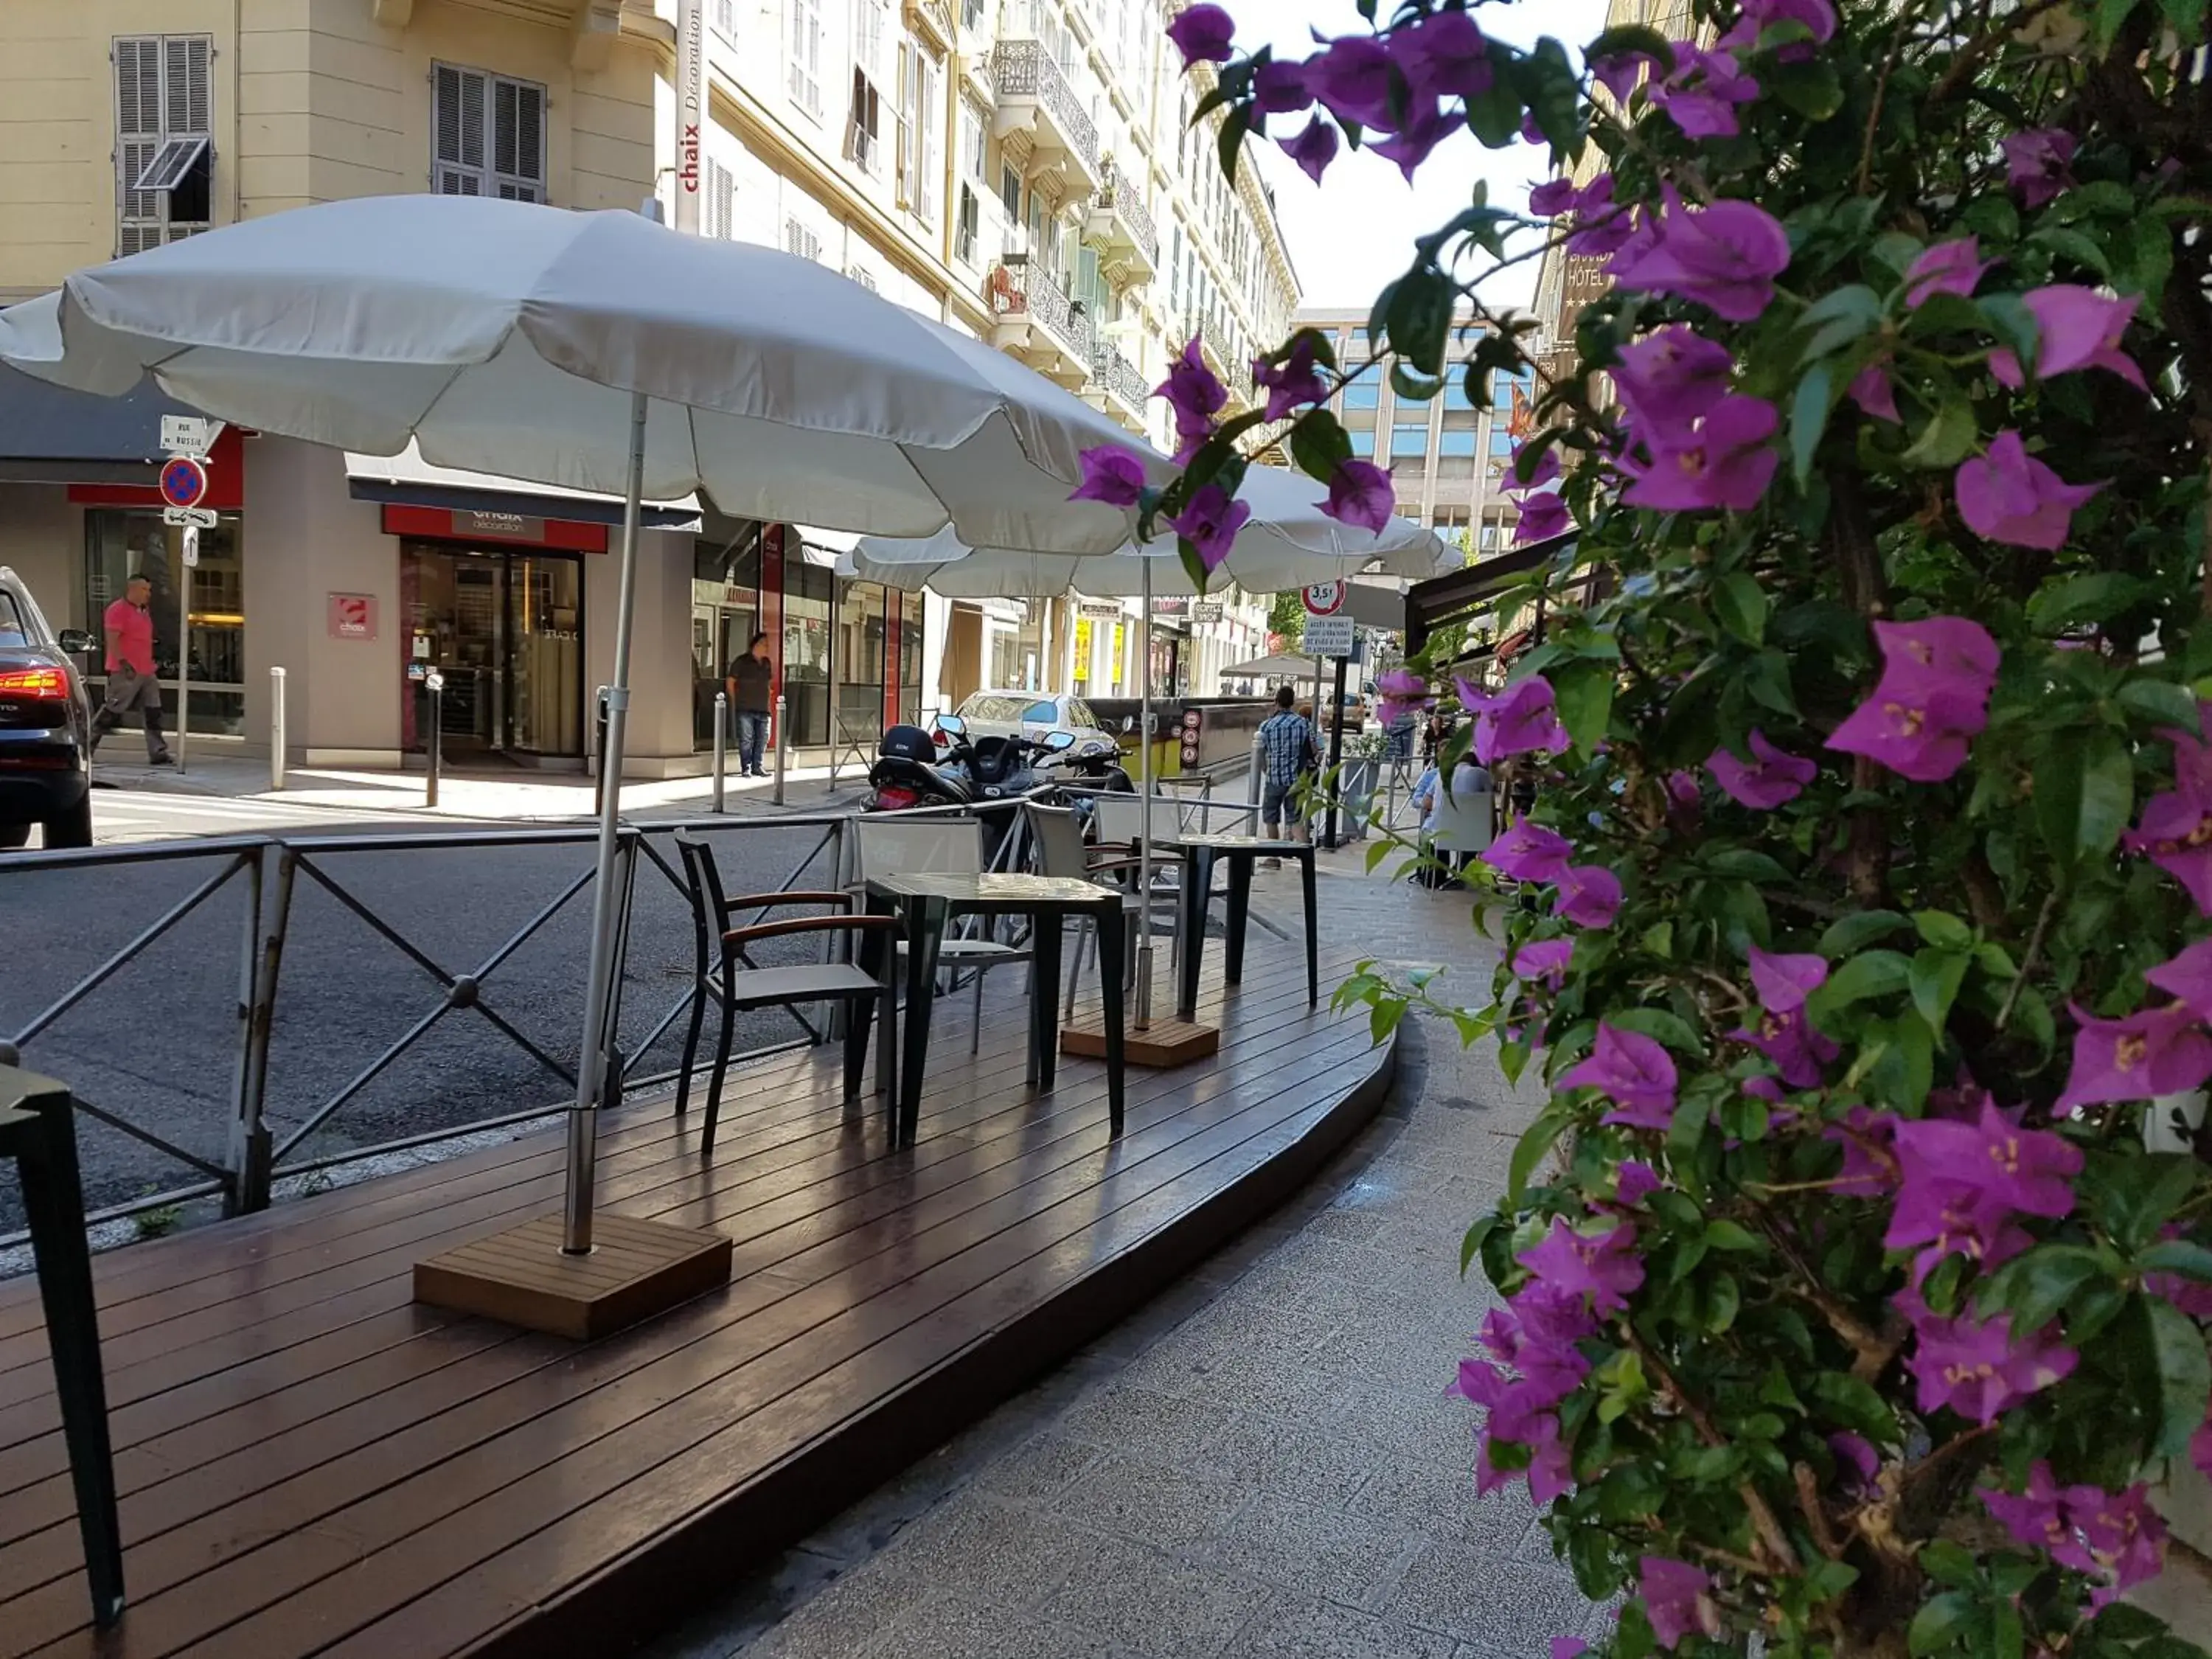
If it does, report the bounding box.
[0,788,866,1237]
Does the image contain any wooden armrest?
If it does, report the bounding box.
[724,914,902,948]
[719,889,855,914]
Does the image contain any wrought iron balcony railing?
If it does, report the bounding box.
[989,40,1100,181]
[1095,158,1158,269]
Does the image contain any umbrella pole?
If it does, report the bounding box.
[1135,554,1154,1029]
[563,390,649,1255]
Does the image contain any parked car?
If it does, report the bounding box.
[934,689,1121,767]
[0,566,94,849]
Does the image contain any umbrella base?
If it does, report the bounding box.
[414,1211,732,1341]
[1061,1017,1220,1069]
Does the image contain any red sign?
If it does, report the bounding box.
[158,456,209,509]
[378,504,611,553]
[328,592,377,640]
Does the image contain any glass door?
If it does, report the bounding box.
[507,555,582,757]
[401,545,503,756]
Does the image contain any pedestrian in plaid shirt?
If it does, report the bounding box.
[1256,684,1318,866]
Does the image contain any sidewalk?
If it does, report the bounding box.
[645,860,1597,1659]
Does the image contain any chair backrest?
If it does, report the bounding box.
[673,830,726,968]
[1093,792,1183,847]
[1429,776,1495,854]
[1025,802,1091,880]
[854,814,984,880]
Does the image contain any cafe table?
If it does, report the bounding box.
[1172,834,1319,1023]
[862,872,1127,1147]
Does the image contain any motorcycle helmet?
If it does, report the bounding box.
[879,724,936,763]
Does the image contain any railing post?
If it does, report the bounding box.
[228,844,292,1214]
[268,666,287,791]
[773,692,788,807]
[712,691,728,815]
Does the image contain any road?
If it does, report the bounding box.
[1,787,859,1237]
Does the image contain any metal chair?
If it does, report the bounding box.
[1025,801,1149,1018]
[1091,791,1189,970]
[675,831,901,1155]
[852,815,1033,1054]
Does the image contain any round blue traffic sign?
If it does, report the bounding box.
[159,456,209,509]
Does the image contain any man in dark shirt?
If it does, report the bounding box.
[726,631,773,777]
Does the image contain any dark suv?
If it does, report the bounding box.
[0,566,94,849]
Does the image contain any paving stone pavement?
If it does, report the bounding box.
[643,857,1610,1659]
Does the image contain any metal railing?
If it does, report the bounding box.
[992,254,1093,369]
[990,39,1100,179]
[1095,158,1158,268]
[1095,341,1149,417]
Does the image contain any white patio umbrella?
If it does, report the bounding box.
[850,468,1448,1025]
[0,194,1166,1256]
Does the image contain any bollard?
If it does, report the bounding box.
[268,666,287,790]
[1246,730,1264,832]
[773,692,788,807]
[424,669,445,809]
[711,691,728,815]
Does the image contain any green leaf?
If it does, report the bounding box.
[2094,0,2143,52]
[1460,1214,1500,1277]
[1790,364,1834,489]
[1390,362,1444,404]
[1909,947,1970,1037]
[1815,949,1913,1011]
[1712,571,1770,646]
[1981,1243,2109,1330]
[1369,998,1408,1045]
[2037,731,2136,866]
[1766,57,1844,120]
[2145,1295,2212,1459]
[2119,678,2202,732]
[1289,409,1355,484]
[1704,848,1790,882]
[1908,1591,1978,1656]
[1507,1104,1572,1203]
[1385,268,1456,376]
[1704,1219,1764,1253]
[1919,1540,1976,1589]
[1216,105,1252,180]
[1796,285,1885,361]
[1902,399,1978,469]
[2030,223,2114,279]
[1820,910,1909,956]
[2026,571,2153,631]
[1551,658,1616,756]
[1913,911,1974,950]
[2140,1240,2212,1282]
[1609,1007,1704,1052]
[1585,23,1675,77]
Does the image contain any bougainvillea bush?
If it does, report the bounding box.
[1079,0,2212,1653]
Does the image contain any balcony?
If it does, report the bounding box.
[1083,158,1158,286]
[1085,339,1150,434]
[990,254,1092,387]
[990,39,1102,201]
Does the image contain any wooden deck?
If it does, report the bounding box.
[0,939,1394,1659]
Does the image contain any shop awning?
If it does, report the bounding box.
[344,441,702,529]
[1404,532,1579,654]
[0,364,206,484]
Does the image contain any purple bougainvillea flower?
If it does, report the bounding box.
[1882,616,2003,686]
[1621,394,1781,512]
[1982,1463,2070,1555]
[1905,237,1995,307]
[1158,335,1228,433]
[1373,98,1454,181]
[2004,128,2078,206]
[1069,445,1147,508]
[2194,1419,2212,1481]
[1560,1022,1678,1127]
[1554,865,1624,930]
[1707,728,1816,808]
[1907,1309,2077,1422]
[1307,33,1395,128]
[2147,1225,2212,1318]
[1484,818,1574,884]
[1615,1160,1661,1205]
[1829,1432,1881,1491]
[1823,1105,1900,1196]
[1955,431,2104,550]
[1847,362,1900,423]
[1638,1557,1720,1651]
[1613,324,1735,428]
[2146,939,2212,1021]
[1389,6,1489,101]
[1607,189,1793,322]
[1373,667,1427,726]
[1519,1215,1646,1314]
[1512,938,1574,990]
[2022,285,2147,390]
[1590,47,1661,105]
[1826,615,2000,785]
[1530,176,1579,217]
[1718,0,1838,51]
[1887,1178,2034,1281]
[1732,1004,1839,1088]
[1893,1099,2081,1218]
[1467,676,1571,763]
[2071,1483,2168,1596]
[1165,3,1236,66]
[1563,175,1636,258]
[1514,491,1571,543]
[1168,483,1251,572]
[1749,946,1827,1013]
[1251,59,1312,116]
[1323,458,1397,534]
[2125,786,2212,913]
[1280,115,1340,184]
[1650,46,1760,139]
[1550,1641,1590,1659]
[1253,334,1329,422]
[1510,445,1562,493]
[2058,1001,2212,1109]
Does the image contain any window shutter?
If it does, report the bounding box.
[494,77,545,200]
[917,57,939,223]
[713,0,737,32]
[164,36,210,135]
[433,63,484,193]
[706,158,734,239]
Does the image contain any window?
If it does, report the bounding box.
[1438,428,1478,457]
[86,509,247,737]
[1490,425,1517,456]
[846,262,877,291]
[1342,366,1381,411]
[955,99,985,262]
[1000,162,1021,227]
[785,216,822,262]
[1350,426,1378,459]
[433,63,546,201]
[956,186,981,263]
[714,0,738,34]
[790,0,824,115]
[703,156,735,239]
[897,37,940,223]
[846,0,886,172]
[961,0,987,26]
[1391,422,1430,459]
[0,593,26,647]
[114,35,212,256]
[1445,369,1483,411]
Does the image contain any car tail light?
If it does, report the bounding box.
[0,665,69,699]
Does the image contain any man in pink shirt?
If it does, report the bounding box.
[89,574,172,765]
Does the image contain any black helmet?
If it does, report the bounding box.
[879,723,936,763]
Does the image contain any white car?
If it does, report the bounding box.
[936,689,1120,762]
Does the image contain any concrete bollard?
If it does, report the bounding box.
[268,666,287,790]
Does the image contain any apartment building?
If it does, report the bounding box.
[1292,305,1537,564]
[0,0,1298,776]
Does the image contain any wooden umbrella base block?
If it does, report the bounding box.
[1062,1017,1220,1069]
[414,1211,732,1341]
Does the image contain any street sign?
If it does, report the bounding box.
[162,504,218,528]
[159,415,213,456]
[1301,616,1355,657]
[1189,600,1223,624]
[181,526,201,568]
[159,455,209,509]
[1303,581,1345,617]
[1077,599,1122,619]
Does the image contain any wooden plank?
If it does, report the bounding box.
[414,1216,734,1342]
